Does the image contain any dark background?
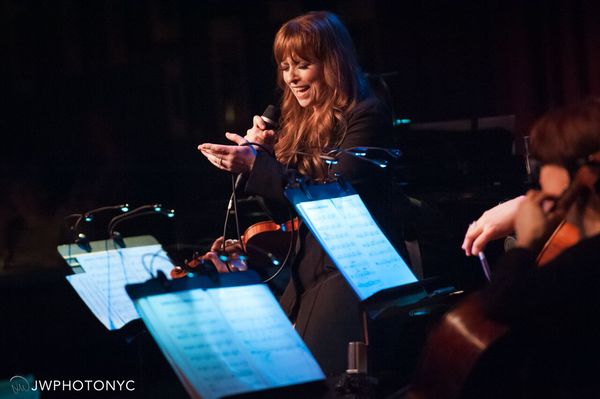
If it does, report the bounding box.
[1,0,600,396]
[2,0,600,270]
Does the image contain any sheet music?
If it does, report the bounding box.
[296,194,417,300]
[135,285,324,399]
[66,244,174,330]
[208,286,324,387]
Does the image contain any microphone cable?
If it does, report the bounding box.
[217,142,298,281]
[262,207,297,284]
[219,176,242,273]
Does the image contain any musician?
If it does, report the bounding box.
[198,11,404,373]
[473,97,600,397]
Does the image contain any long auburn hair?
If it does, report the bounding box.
[273,11,369,180]
[530,97,600,173]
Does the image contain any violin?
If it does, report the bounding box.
[170,217,299,279]
[242,217,299,269]
[405,152,600,399]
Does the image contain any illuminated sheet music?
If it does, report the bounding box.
[296,194,417,301]
[66,244,174,330]
[135,285,324,399]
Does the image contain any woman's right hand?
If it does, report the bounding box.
[201,236,248,273]
[461,195,525,256]
[245,115,276,151]
[170,237,247,278]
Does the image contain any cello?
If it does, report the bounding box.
[405,152,600,399]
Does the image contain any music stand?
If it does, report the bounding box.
[284,179,459,393]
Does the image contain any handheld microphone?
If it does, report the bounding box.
[234,105,280,191]
[260,104,280,130]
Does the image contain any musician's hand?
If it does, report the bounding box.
[170,265,189,279]
[201,251,247,273]
[202,236,248,273]
[210,236,244,253]
[245,115,276,151]
[462,195,525,256]
[514,190,565,251]
[170,237,247,278]
[198,133,256,173]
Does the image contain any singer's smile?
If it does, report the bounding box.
[280,55,324,107]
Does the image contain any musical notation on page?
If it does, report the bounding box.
[296,194,417,301]
[134,284,324,399]
[66,244,174,330]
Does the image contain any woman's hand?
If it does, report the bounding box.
[199,133,257,173]
[462,195,525,256]
[514,190,565,251]
[201,236,248,273]
[245,115,277,151]
[170,237,247,278]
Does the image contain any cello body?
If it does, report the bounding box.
[405,293,507,399]
[406,154,600,398]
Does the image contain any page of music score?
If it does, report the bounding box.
[135,284,324,399]
[296,194,417,301]
[66,244,174,330]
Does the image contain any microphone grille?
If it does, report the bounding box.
[262,105,280,129]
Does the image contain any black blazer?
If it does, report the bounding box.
[243,96,405,373]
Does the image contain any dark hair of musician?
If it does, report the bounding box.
[273,11,369,180]
[530,97,600,172]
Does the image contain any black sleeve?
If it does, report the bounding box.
[244,151,290,203]
[482,236,600,326]
[481,248,538,322]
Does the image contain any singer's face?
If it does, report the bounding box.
[280,55,324,108]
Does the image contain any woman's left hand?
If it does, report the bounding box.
[198,132,257,173]
[514,189,565,251]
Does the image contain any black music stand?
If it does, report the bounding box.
[284,179,460,395]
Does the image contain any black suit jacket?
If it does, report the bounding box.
[243,96,406,374]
